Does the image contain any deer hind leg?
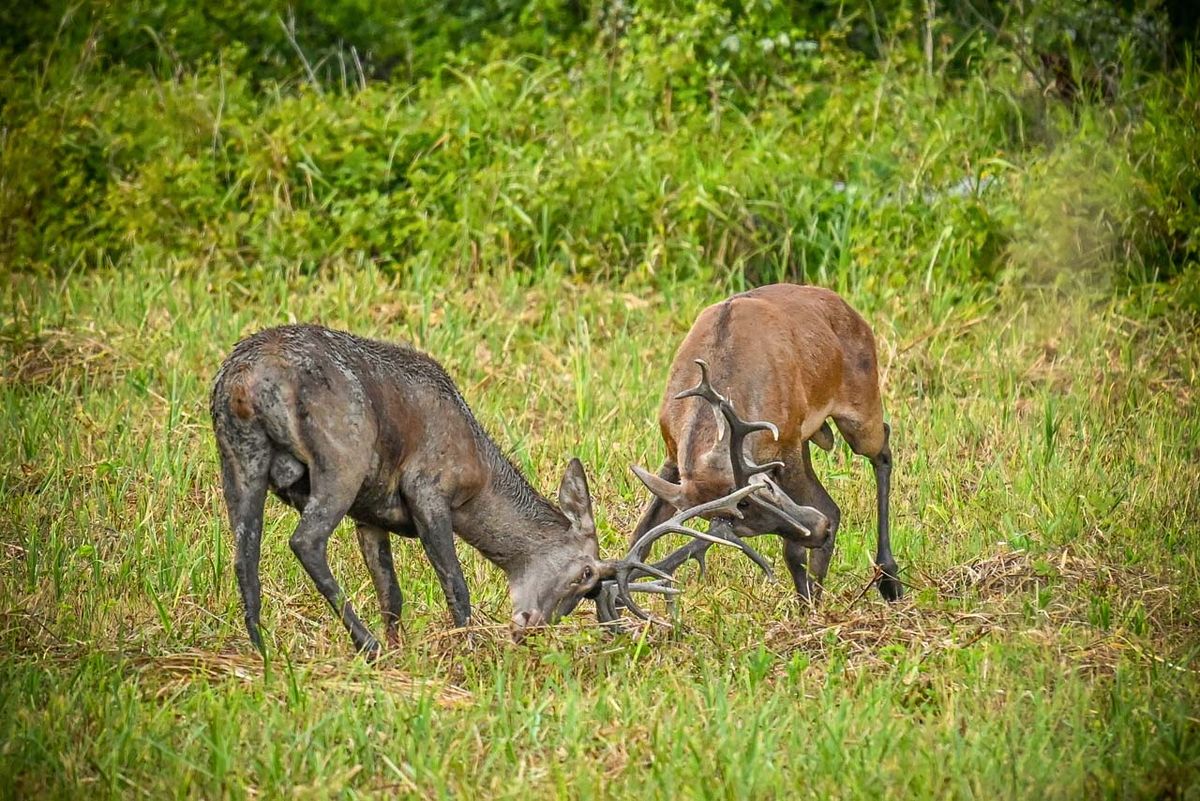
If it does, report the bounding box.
[779,442,841,604]
[833,410,901,601]
[216,424,271,652]
[355,523,404,648]
[871,424,900,600]
[288,463,381,657]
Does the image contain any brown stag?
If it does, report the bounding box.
[627,284,902,603]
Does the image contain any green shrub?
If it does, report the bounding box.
[0,1,1195,304]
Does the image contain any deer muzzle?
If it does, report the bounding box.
[510,609,546,642]
[747,475,830,547]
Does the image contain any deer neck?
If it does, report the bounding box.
[455,469,568,575]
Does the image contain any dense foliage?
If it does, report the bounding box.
[2,1,1197,300]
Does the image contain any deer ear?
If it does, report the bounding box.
[558,457,595,536]
[631,464,687,509]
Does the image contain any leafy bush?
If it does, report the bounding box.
[0,0,590,84]
[0,1,1196,303]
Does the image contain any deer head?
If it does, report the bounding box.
[505,458,606,636]
[633,360,830,547]
[506,458,770,635]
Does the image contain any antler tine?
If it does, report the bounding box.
[673,359,727,406]
[719,401,784,487]
[628,483,761,561]
[613,570,681,621]
[595,579,682,627]
[677,361,785,487]
[600,362,788,623]
[601,483,775,621]
[674,359,732,445]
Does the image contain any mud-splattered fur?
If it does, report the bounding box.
[211,326,561,526]
[210,324,605,655]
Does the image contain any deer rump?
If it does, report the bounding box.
[216,329,481,536]
[215,329,466,529]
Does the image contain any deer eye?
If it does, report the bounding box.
[580,566,594,583]
[737,500,750,510]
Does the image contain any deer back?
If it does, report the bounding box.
[213,326,495,511]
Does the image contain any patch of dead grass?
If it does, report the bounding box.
[761,548,1191,675]
[126,648,475,707]
[1,327,121,388]
[3,547,1192,693]
[0,629,475,709]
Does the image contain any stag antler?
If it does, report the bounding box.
[598,482,774,622]
[677,359,826,540]
[599,361,832,624]
[675,359,784,486]
[630,361,829,596]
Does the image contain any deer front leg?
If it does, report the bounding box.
[408,487,472,628]
[356,523,405,648]
[795,494,840,604]
[780,442,841,603]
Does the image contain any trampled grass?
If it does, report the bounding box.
[2,259,1198,798]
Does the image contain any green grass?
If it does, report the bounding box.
[2,2,1200,797]
[1,259,1198,798]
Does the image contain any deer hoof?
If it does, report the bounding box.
[359,637,383,662]
[877,564,904,601]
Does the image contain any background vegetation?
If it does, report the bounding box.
[2,1,1198,797]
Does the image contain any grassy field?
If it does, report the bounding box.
[2,257,1198,798]
[3,2,1200,798]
